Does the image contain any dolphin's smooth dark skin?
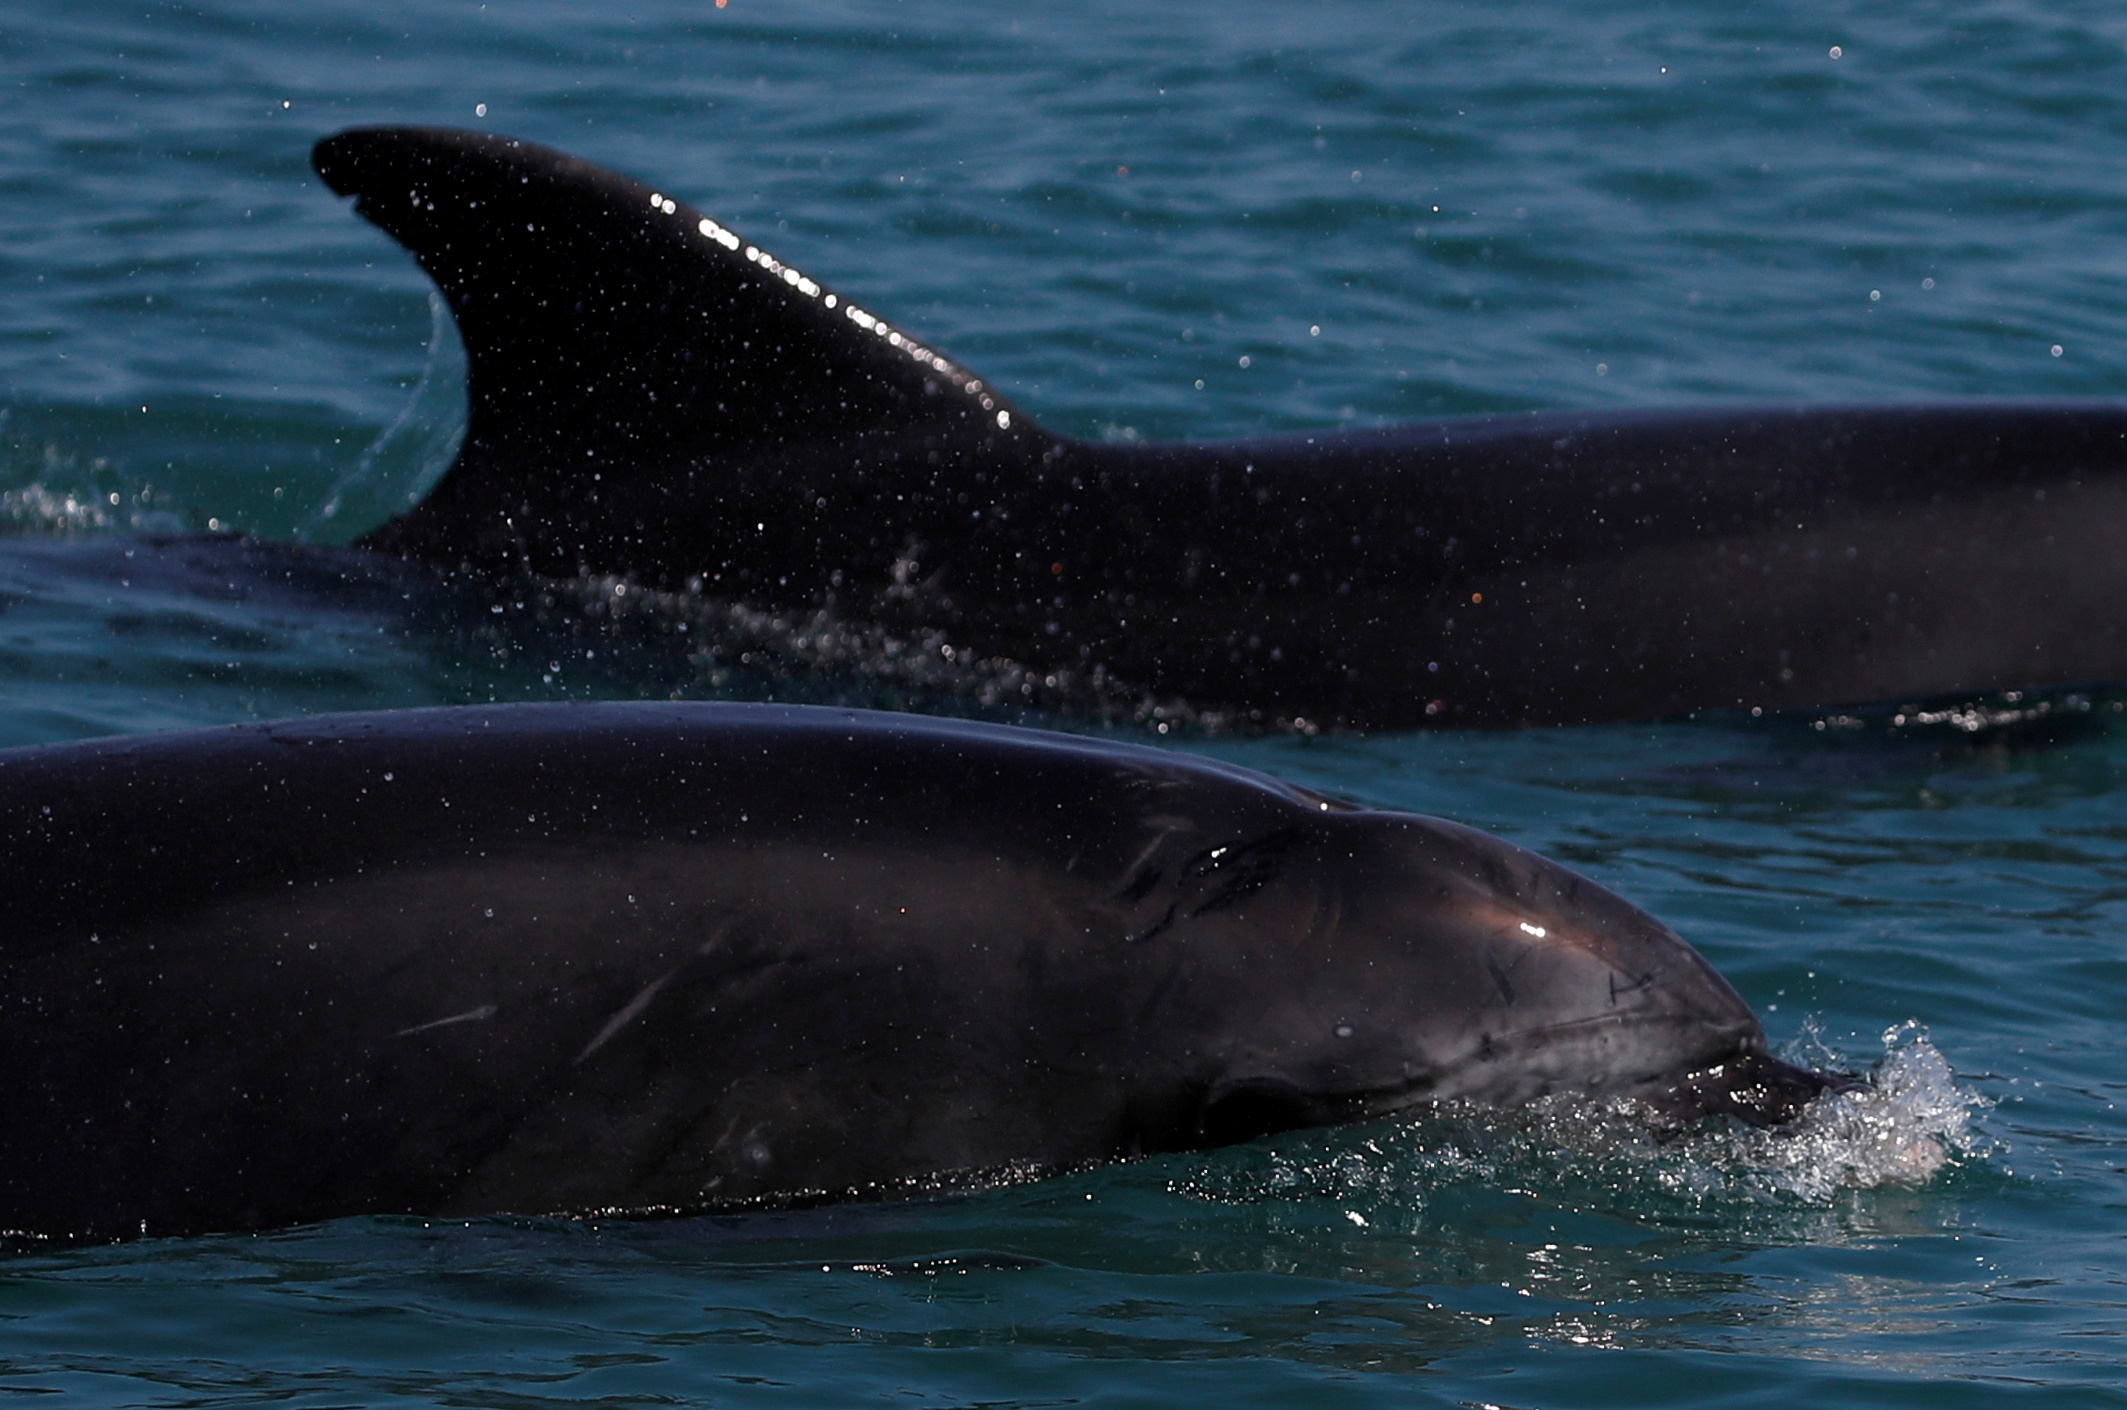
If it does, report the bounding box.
[308,126,2127,732]
[0,702,1828,1240]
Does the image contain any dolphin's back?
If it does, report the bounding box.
[313,128,2127,729]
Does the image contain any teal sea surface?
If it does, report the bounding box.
[5,2,2127,1404]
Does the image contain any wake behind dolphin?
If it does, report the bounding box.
[0,703,1833,1241]
[312,126,2127,732]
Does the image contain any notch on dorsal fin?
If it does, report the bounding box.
[311,127,1041,573]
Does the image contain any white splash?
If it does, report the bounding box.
[1168,1021,1986,1215]
[1718,1022,1980,1202]
[0,425,186,535]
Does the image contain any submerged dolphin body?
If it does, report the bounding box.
[311,126,2127,731]
[0,703,1825,1240]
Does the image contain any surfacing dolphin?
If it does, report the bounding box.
[310,126,2127,732]
[0,703,1829,1240]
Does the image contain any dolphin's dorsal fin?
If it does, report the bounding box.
[311,127,1039,571]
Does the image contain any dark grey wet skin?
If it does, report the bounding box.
[311,126,2127,731]
[0,703,1832,1240]
[1644,1050,1857,1132]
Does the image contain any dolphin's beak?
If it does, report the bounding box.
[1646,1050,1861,1129]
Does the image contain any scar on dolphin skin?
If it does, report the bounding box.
[393,1004,499,1037]
[577,971,677,1064]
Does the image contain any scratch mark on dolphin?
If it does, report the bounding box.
[577,971,675,1063]
[394,1004,498,1037]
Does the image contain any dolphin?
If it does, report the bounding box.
[0,702,1828,1240]
[309,126,2127,732]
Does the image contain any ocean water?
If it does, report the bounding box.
[5,1,2127,1404]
